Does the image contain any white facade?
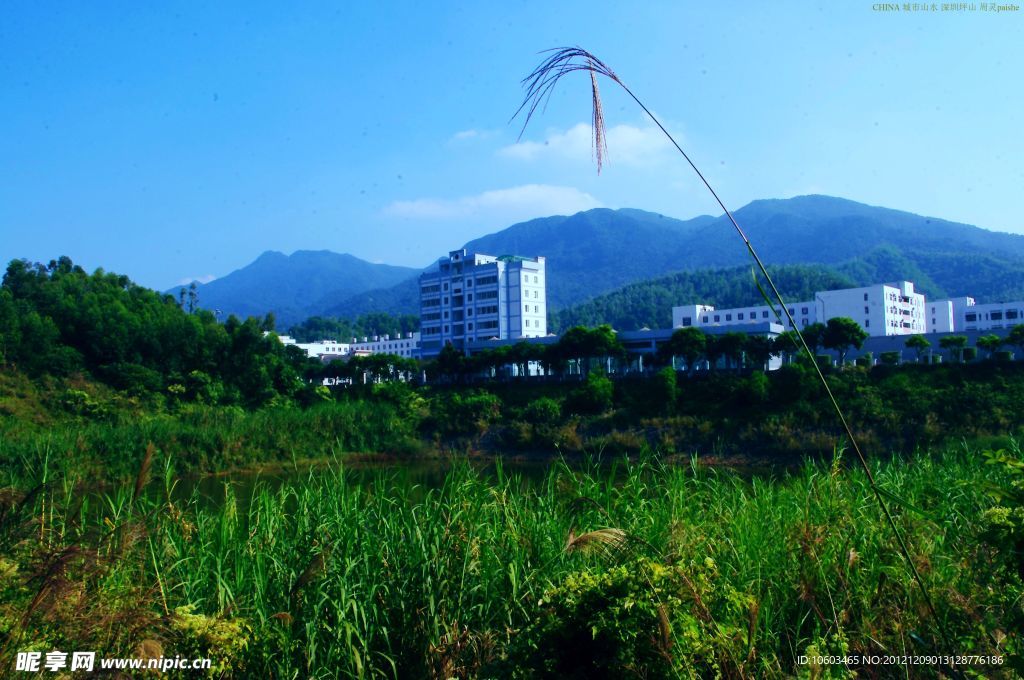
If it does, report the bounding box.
[419,249,547,356]
[929,296,1024,332]
[271,333,419,360]
[671,280,926,338]
[349,332,420,358]
[817,281,925,336]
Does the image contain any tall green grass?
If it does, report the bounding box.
[2,446,1021,677]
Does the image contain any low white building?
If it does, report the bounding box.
[271,332,419,360]
[672,280,926,338]
[928,296,1024,332]
[349,332,420,359]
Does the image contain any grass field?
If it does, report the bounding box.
[2,443,1022,678]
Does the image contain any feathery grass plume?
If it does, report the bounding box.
[513,45,956,663]
[132,442,156,505]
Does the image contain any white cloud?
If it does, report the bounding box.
[382,184,602,222]
[450,128,497,142]
[498,122,675,167]
[176,274,217,286]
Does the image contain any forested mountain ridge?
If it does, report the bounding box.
[170,250,419,327]
[168,196,1024,326]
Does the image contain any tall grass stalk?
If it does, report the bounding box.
[513,46,953,658]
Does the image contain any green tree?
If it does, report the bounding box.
[801,322,827,356]
[744,335,775,372]
[976,334,1003,360]
[660,327,706,374]
[823,317,868,366]
[939,335,968,363]
[905,334,931,363]
[1008,324,1024,359]
[772,330,802,365]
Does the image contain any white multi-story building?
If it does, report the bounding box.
[419,249,547,357]
[928,296,1024,332]
[672,280,926,338]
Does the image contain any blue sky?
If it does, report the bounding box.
[2,2,1021,290]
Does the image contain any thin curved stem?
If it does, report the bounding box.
[513,46,958,668]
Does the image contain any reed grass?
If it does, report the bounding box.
[2,446,1020,677]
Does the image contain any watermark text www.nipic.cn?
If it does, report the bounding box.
[872,2,1020,10]
[14,651,213,673]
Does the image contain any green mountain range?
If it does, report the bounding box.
[176,195,1024,329]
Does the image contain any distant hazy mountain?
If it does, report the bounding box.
[174,196,1024,328]
[170,250,419,327]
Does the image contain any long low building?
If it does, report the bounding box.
[672,281,926,337]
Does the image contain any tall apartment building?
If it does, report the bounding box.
[928,296,1024,332]
[419,249,546,357]
[671,280,926,337]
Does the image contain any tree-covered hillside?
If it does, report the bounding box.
[2,257,317,408]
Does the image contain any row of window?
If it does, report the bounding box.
[524,304,540,313]
[522,274,540,284]
[965,310,1020,322]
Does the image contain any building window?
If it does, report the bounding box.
[788,308,794,315]
[443,311,449,319]
[467,293,473,301]
[725,314,732,321]
[533,290,538,299]
[525,319,530,328]
[865,319,870,327]
[468,323,473,330]
[702,316,709,323]
[443,297,448,304]
[443,283,449,291]
[991,311,1003,320]
[864,293,868,301]
[467,280,473,287]
[444,325,449,333]
[534,305,538,313]
[864,306,869,314]
[467,309,473,316]
[965,313,977,322]
[524,304,529,313]
[534,275,538,283]
[682,317,692,326]
[762,311,768,319]
[714,315,720,322]
[738,313,744,320]
[1008,310,1019,320]
[801,307,808,315]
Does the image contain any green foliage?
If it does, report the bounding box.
[566,372,615,415]
[4,451,1022,677]
[878,351,900,366]
[905,334,931,361]
[652,367,678,414]
[977,334,1003,359]
[823,317,867,365]
[522,397,562,425]
[512,557,752,679]
[939,335,968,362]
[170,605,252,676]
[1,257,317,408]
